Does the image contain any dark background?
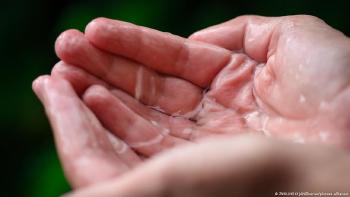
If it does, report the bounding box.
[1,0,349,196]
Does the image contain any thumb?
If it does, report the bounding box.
[189,15,281,62]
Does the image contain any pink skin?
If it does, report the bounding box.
[33,15,350,194]
[54,16,350,146]
[65,136,350,197]
[32,76,141,188]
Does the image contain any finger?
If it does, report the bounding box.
[82,85,189,156]
[51,61,110,96]
[32,76,141,188]
[189,15,281,62]
[51,62,205,140]
[55,30,202,114]
[84,17,232,87]
[105,132,142,168]
[110,88,215,141]
[52,61,171,124]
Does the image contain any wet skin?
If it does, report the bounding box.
[33,15,350,196]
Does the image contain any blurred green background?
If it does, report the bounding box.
[1,0,349,196]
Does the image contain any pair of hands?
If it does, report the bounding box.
[33,15,350,196]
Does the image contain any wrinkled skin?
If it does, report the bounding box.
[33,15,350,196]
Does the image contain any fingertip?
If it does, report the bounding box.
[85,17,128,48]
[51,62,80,89]
[85,17,109,32]
[51,61,68,76]
[83,85,111,107]
[84,17,110,42]
[55,29,85,61]
[188,26,219,41]
[188,31,202,40]
[51,61,82,81]
[32,75,52,103]
[32,75,50,95]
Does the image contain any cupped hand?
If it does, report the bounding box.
[33,15,350,190]
[55,15,350,148]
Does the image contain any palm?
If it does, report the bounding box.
[35,16,350,188]
[56,17,350,145]
[251,30,350,145]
